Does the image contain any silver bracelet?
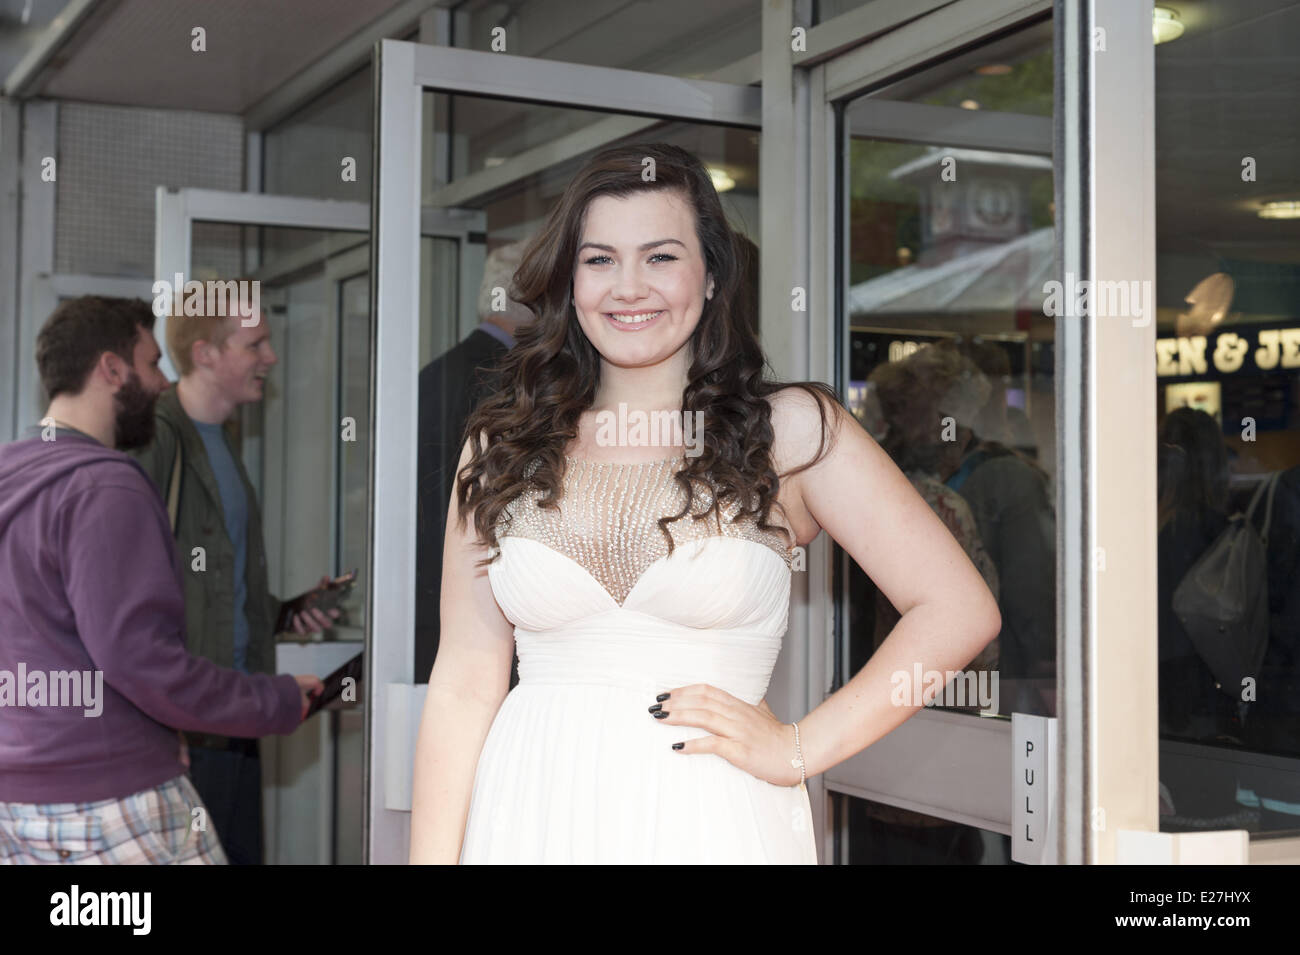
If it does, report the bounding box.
[790,721,805,786]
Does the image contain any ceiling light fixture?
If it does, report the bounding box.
[709,168,735,192]
[1153,7,1184,44]
[1176,272,1234,337]
[1258,200,1300,220]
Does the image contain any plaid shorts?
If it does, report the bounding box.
[0,774,227,865]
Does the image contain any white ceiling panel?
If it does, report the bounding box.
[34,0,404,112]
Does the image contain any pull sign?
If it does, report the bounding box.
[1012,713,1057,864]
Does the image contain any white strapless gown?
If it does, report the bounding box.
[458,455,816,864]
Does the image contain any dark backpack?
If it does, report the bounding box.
[1171,473,1279,700]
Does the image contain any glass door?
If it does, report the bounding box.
[798,1,1059,863]
[838,18,1053,864]
[803,0,1300,865]
[1149,0,1300,849]
[154,188,481,863]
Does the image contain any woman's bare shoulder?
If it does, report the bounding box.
[767,384,843,476]
[763,385,847,547]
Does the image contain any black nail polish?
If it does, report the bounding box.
[672,742,684,750]
[653,711,668,719]
[648,703,662,713]
[656,692,670,702]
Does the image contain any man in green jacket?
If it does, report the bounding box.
[130,290,338,865]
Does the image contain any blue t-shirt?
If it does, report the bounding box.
[193,420,250,673]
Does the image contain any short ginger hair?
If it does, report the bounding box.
[165,278,258,376]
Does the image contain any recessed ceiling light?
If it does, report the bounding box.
[1153,7,1184,44]
[1258,200,1300,220]
[709,168,735,192]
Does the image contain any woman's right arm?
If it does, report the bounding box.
[409,435,516,864]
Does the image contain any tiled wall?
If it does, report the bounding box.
[54,101,244,276]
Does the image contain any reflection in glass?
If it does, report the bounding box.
[414,242,528,687]
[841,31,1057,721]
[189,223,369,860]
[840,794,1011,864]
[338,271,371,614]
[263,66,372,200]
[239,227,370,608]
[1154,0,1300,836]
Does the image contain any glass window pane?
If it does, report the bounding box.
[813,0,874,27]
[840,22,1056,722]
[338,270,371,615]
[451,1,760,72]
[188,223,370,861]
[191,224,372,625]
[839,794,1011,864]
[263,66,373,200]
[1154,0,1300,837]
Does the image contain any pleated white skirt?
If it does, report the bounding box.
[459,682,817,864]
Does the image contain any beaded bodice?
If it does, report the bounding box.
[494,453,795,607]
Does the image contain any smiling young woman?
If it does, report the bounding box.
[408,142,1001,865]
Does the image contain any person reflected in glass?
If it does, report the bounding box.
[415,241,534,687]
[924,339,1056,714]
[1156,408,1244,743]
[862,349,1000,685]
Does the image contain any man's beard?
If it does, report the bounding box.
[113,371,159,451]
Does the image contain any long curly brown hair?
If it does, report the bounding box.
[456,142,841,565]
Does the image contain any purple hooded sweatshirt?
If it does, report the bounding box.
[0,425,302,803]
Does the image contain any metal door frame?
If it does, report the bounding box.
[154,187,483,380]
[154,185,484,863]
